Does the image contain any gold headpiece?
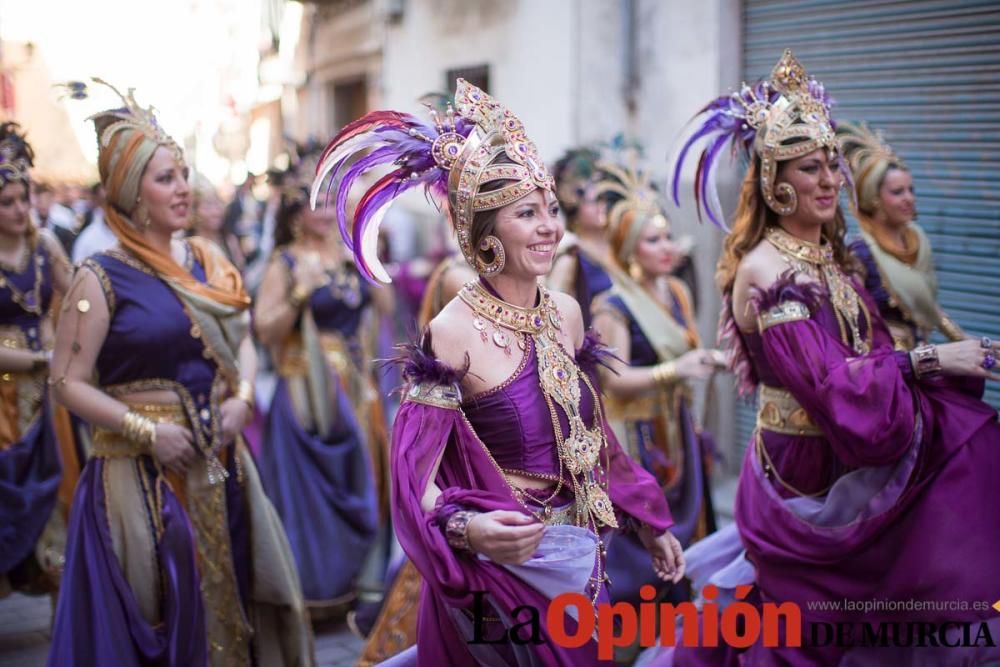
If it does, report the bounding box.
[595,159,667,267]
[312,79,553,283]
[447,80,555,271]
[0,130,32,186]
[738,50,839,215]
[836,121,905,215]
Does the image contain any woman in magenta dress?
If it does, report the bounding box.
[311,79,685,665]
[47,81,311,666]
[639,49,1000,666]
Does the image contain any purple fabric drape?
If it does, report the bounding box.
[47,459,208,666]
[391,366,672,664]
[0,399,61,573]
[257,376,378,603]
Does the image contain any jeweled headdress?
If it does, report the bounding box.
[669,49,849,228]
[0,123,34,188]
[311,79,554,283]
[836,121,906,216]
[594,159,668,267]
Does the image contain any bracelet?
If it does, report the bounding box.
[236,380,255,412]
[651,361,678,386]
[444,510,479,553]
[289,283,310,309]
[121,411,157,451]
[910,344,941,379]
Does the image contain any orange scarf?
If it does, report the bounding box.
[104,205,249,309]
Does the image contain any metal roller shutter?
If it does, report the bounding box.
[735,0,1000,448]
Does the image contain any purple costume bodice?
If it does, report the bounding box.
[463,337,597,477]
[280,251,370,337]
[83,248,216,403]
[0,242,54,352]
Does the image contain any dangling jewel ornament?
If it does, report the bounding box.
[460,280,618,530]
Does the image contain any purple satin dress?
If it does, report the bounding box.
[390,297,675,666]
[646,273,1000,666]
[257,252,378,605]
[0,241,62,585]
[48,249,245,666]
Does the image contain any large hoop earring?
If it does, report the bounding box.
[476,235,506,275]
[766,182,798,216]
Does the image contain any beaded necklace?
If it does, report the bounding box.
[766,226,871,354]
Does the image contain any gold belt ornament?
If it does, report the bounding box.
[91,403,187,458]
[756,385,823,437]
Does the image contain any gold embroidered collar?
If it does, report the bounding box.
[765,226,833,265]
[459,280,562,347]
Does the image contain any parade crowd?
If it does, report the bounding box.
[1,50,998,667]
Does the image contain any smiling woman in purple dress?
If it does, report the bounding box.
[640,49,1000,666]
[310,79,685,666]
[46,81,312,666]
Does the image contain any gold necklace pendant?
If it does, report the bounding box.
[461,280,617,530]
[766,226,870,354]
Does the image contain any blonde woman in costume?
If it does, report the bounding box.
[590,160,723,611]
[838,121,964,350]
[48,81,311,666]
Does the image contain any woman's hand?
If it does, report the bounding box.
[935,338,1000,381]
[675,348,725,381]
[220,397,251,445]
[638,524,686,584]
[151,422,197,474]
[466,510,544,565]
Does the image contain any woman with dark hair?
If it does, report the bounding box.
[838,121,964,350]
[47,81,311,666]
[313,79,684,665]
[547,147,614,326]
[253,157,389,612]
[0,121,75,597]
[641,50,1000,666]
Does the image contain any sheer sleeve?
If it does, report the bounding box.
[753,276,921,468]
[387,338,529,607]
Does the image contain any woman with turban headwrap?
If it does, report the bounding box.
[588,160,723,618]
[47,81,312,666]
[839,121,964,350]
